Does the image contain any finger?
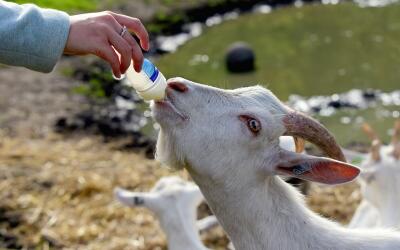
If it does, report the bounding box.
[106,27,133,74]
[99,14,134,73]
[108,12,150,51]
[122,33,144,72]
[94,43,121,78]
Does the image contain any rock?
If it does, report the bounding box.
[328,100,345,109]
[327,100,357,109]
[55,117,67,130]
[225,42,255,73]
[362,89,378,100]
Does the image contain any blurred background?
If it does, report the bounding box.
[0,0,399,249]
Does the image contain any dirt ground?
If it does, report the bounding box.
[0,63,362,249]
[0,61,87,138]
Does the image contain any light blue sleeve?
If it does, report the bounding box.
[0,1,70,73]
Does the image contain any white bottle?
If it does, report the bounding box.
[125,59,167,101]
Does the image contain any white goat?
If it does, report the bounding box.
[346,121,400,229]
[115,176,213,250]
[151,77,400,250]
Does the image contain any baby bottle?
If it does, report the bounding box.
[125,59,167,101]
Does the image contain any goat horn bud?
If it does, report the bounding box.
[391,120,400,146]
[391,120,400,160]
[393,144,400,160]
[362,123,380,141]
[283,111,346,162]
[361,123,383,161]
[371,139,382,162]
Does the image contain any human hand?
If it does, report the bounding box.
[64,11,149,78]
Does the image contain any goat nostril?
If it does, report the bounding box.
[168,82,188,93]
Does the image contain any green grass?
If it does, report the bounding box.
[11,0,102,12]
[318,106,399,145]
[156,3,400,100]
[156,3,400,145]
[9,0,229,14]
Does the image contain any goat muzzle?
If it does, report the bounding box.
[283,111,346,162]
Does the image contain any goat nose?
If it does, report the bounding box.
[168,81,188,93]
[134,196,145,205]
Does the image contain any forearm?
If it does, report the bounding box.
[0,1,70,73]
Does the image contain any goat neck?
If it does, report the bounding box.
[190,170,400,250]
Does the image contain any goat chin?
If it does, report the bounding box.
[156,128,185,170]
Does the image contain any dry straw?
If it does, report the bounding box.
[0,133,361,249]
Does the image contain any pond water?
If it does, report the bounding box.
[153,2,400,146]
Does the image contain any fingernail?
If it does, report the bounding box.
[112,72,122,80]
[142,43,149,51]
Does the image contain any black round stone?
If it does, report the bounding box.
[225,42,255,73]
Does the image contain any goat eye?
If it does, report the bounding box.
[239,115,261,135]
[247,119,261,133]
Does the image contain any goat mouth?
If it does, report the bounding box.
[155,94,187,120]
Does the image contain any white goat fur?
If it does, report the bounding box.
[114,176,209,250]
[345,126,400,229]
[151,78,400,250]
[279,136,303,153]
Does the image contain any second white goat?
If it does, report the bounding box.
[346,121,400,228]
[115,176,213,250]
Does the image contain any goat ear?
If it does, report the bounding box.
[274,150,360,185]
[114,187,150,207]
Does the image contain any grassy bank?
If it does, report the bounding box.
[11,0,102,12]
[9,0,227,14]
[156,3,400,99]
